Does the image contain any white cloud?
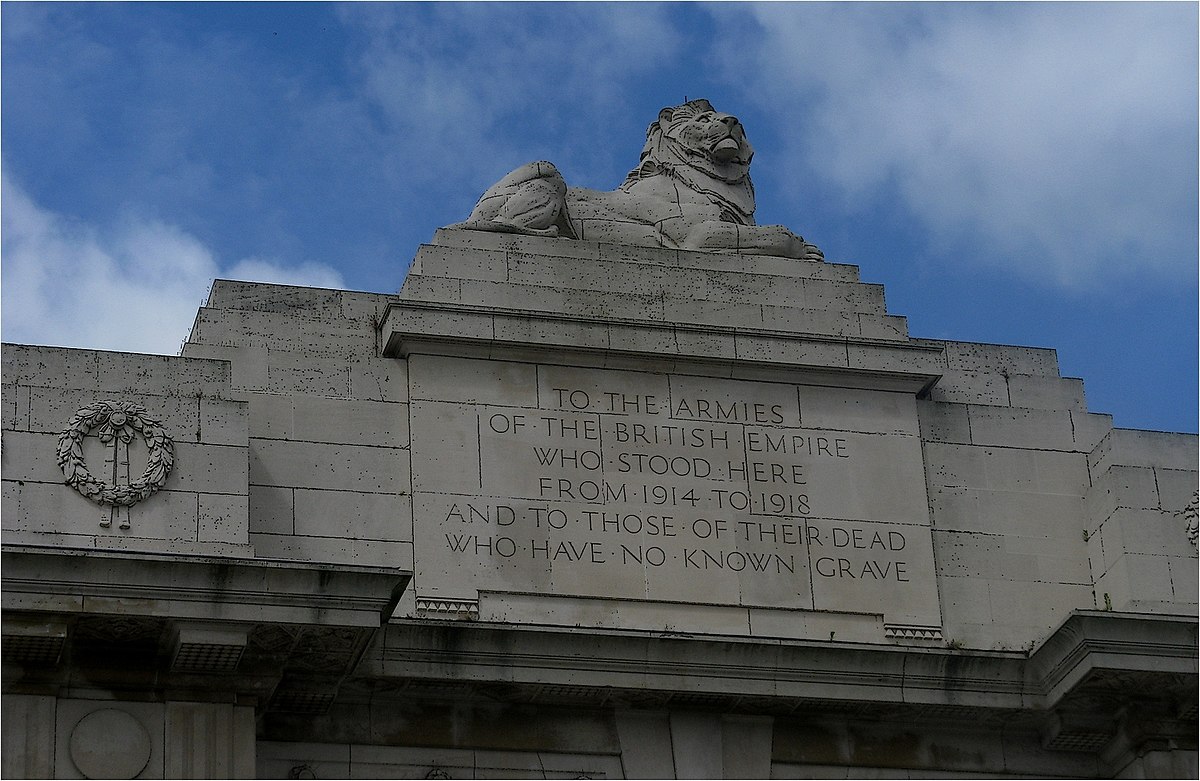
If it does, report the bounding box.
[1,172,345,355]
[712,4,1198,286]
[337,5,685,191]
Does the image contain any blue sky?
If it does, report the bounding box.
[2,3,1196,434]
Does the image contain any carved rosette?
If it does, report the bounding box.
[57,400,175,514]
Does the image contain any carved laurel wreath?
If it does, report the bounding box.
[56,400,175,506]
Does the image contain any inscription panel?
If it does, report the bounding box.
[409,356,941,630]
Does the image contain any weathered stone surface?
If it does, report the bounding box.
[3,147,1196,778]
[452,99,823,260]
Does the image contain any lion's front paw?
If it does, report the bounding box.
[799,242,824,262]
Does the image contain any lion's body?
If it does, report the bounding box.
[452,100,822,261]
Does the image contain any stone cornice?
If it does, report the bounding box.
[1,546,409,628]
[381,301,943,395]
[364,611,1196,715]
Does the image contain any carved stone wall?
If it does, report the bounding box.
[2,228,1195,777]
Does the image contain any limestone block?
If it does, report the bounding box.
[4,344,100,390]
[293,488,412,543]
[615,711,675,779]
[799,386,919,435]
[460,278,663,322]
[187,307,284,348]
[0,430,79,483]
[508,251,672,296]
[249,485,294,535]
[1099,507,1192,559]
[168,442,247,495]
[1108,465,1164,511]
[735,334,849,366]
[673,329,737,361]
[206,279,343,316]
[858,314,911,341]
[340,290,398,323]
[199,398,248,447]
[250,532,413,569]
[665,297,764,329]
[179,344,269,391]
[924,443,990,490]
[1169,556,1199,604]
[759,306,861,338]
[164,702,255,779]
[736,256,863,285]
[848,343,944,376]
[299,318,376,358]
[492,315,610,350]
[2,383,31,431]
[247,393,293,440]
[1,480,19,528]
[396,273,462,303]
[937,574,994,634]
[250,396,409,448]
[747,608,882,644]
[1006,375,1087,412]
[290,396,407,447]
[927,371,1009,406]
[411,354,537,406]
[594,241,680,267]
[411,243,509,282]
[1071,411,1114,453]
[478,592,754,636]
[734,255,859,282]
[2,482,199,541]
[249,439,408,493]
[267,351,350,397]
[670,712,724,779]
[1000,533,1090,583]
[386,306,494,344]
[1096,553,1176,611]
[432,227,603,259]
[701,269,812,306]
[1097,429,1199,472]
[1,694,56,779]
[608,324,679,355]
[198,494,250,544]
[54,349,230,399]
[408,401,482,493]
[934,530,1021,580]
[1154,467,1199,514]
[967,406,1076,451]
[917,401,971,444]
[349,356,410,403]
[1086,523,1107,574]
[981,448,1090,495]
[802,279,887,314]
[931,487,1087,542]
[943,341,1060,377]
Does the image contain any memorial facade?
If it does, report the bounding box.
[2,101,1196,778]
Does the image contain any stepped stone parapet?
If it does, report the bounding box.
[2,99,1194,778]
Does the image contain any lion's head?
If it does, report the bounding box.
[621,99,757,224]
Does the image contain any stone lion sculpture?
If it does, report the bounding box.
[450,99,823,261]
